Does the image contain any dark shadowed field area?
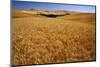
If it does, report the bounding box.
[12,10,96,65]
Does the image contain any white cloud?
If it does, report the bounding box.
[15,0,96,5]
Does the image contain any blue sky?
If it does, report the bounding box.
[12,1,96,13]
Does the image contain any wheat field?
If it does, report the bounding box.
[12,10,96,65]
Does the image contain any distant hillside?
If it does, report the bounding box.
[12,9,95,19]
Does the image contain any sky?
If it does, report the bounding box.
[12,1,96,13]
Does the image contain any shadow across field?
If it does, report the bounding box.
[39,13,70,18]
